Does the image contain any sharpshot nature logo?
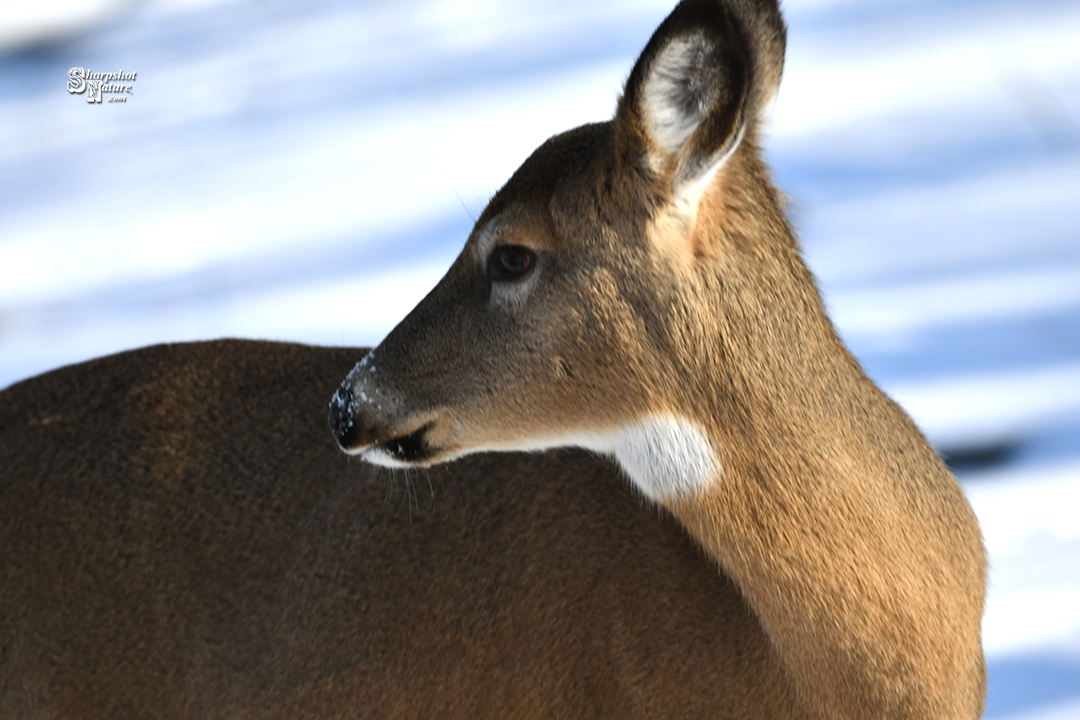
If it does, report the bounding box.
[67,68,136,104]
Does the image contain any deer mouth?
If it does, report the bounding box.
[358,422,438,468]
[378,423,432,462]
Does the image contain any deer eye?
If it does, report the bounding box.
[487,244,536,282]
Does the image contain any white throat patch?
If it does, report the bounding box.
[568,415,721,501]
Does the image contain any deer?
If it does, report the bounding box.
[0,0,985,718]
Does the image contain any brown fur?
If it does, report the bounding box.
[1,340,806,718]
[2,1,985,718]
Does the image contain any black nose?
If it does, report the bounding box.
[328,381,362,450]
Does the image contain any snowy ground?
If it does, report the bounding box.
[1,0,1078,715]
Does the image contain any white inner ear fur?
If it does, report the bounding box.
[642,33,717,164]
[672,120,745,224]
[641,33,746,224]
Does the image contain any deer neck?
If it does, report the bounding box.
[635,302,986,720]
[587,169,983,717]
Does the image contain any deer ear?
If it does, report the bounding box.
[616,0,750,210]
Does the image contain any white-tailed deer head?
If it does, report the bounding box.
[329,0,791,502]
[329,2,986,717]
